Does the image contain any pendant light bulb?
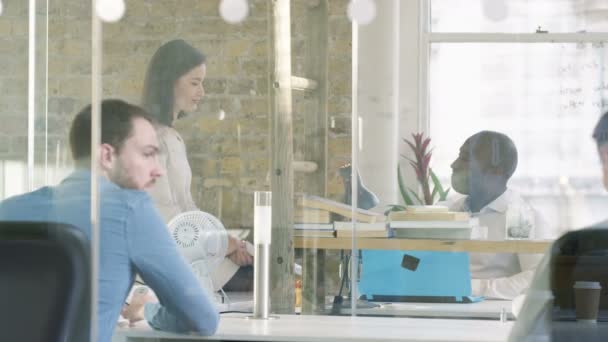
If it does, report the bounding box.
[347,0,377,26]
[219,0,249,24]
[95,0,126,23]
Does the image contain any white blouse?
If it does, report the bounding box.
[147,126,198,223]
[147,125,239,291]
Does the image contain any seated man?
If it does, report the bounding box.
[0,100,219,342]
[449,130,547,299]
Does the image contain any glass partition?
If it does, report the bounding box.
[424,1,608,340]
[0,0,33,198]
[0,1,92,341]
[4,0,608,341]
[352,0,608,340]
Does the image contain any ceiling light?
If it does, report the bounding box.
[95,0,126,23]
[347,0,376,26]
[219,0,249,24]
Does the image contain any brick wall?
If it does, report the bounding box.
[0,0,352,228]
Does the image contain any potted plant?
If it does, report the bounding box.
[386,133,450,214]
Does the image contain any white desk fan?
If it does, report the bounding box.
[167,211,228,301]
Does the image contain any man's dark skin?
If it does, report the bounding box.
[450,131,518,213]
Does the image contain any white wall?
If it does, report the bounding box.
[356,0,422,210]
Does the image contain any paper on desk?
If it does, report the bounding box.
[217,299,254,313]
[227,229,251,240]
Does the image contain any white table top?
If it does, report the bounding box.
[219,292,514,320]
[114,313,514,342]
[345,299,514,320]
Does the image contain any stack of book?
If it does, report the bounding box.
[334,221,390,238]
[294,207,331,224]
[293,207,335,237]
[297,195,385,223]
[388,206,471,239]
[294,195,388,238]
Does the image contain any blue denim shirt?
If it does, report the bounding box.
[0,171,219,342]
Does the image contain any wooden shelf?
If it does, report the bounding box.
[294,236,552,253]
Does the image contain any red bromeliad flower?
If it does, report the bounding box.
[386,132,450,214]
[402,133,433,205]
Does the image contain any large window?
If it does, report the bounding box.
[431,0,608,33]
[427,0,608,234]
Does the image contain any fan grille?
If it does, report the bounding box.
[172,222,200,248]
[167,211,228,274]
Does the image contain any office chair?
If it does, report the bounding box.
[509,226,608,342]
[551,227,608,317]
[550,227,608,342]
[0,221,90,342]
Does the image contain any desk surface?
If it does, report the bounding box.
[342,299,514,320]
[295,237,551,253]
[114,314,514,342]
[220,293,513,320]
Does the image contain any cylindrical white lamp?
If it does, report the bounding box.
[251,191,275,319]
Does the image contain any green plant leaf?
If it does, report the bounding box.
[408,188,423,205]
[430,168,445,194]
[442,188,451,201]
[430,168,451,201]
[431,182,439,203]
[397,164,415,205]
[384,204,406,216]
[386,204,406,210]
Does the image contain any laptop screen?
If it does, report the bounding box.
[358,250,474,302]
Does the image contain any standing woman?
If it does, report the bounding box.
[142,39,253,291]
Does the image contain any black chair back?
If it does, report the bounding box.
[0,221,90,342]
[550,227,608,342]
[551,228,608,314]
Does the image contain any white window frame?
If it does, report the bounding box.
[418,0,608,136]
[414,0,608,231]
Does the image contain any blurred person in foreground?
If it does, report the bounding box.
[509,112,608,342]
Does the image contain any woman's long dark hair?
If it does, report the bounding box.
[141,39,206,127]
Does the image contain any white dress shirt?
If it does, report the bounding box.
[449,189,547,299]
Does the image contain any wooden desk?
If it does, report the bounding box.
[295,237,552,253]
[113,313,514,342]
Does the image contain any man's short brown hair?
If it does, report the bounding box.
[69,99,154,161]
